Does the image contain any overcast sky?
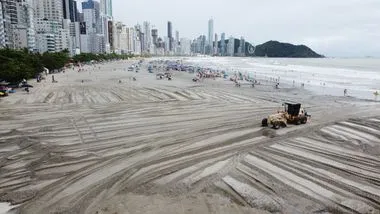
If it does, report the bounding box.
[82,0,380,57]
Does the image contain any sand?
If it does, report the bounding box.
[0,59,380,214]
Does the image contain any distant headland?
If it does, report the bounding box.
[251,40,323,58]
[217,39,323,58]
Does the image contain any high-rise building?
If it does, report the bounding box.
[175,30,180,54]
[201,35,206,54]
[113,21,127,54]
[214,33,218,55]
[105,0,112,18]
[156,37,164,55]
[1,0,35,51]
[35,18,68,53]
[0,2,5,48]
[167,21,172,51]
[78,12,84,22]
[227,36,235,56]
[99,0,106,15]
[220,33,226,56]
[99,0,112,53]
[107,20,113,51]
[62,19,80,55]
[239,36,245,56]
[62,0,78,22]
[62,0,80,55]
[164,36,170,53]
[33,0,80,53]
[33,0,63,21]
[81,0,99,34]
[208,18,213,48]
[190,35,207,55]
[175,31,179,43]
[133,27,141,55]
[134,24,143,54]
[151,28,158,46]
[80,0,104,53]
[126,27,135,54]
[180,38,191,56]
[142,21,151,53]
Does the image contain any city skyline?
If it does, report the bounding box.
[94,0,380,57]
[2,0,379,57]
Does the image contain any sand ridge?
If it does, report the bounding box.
[0,59,380,213]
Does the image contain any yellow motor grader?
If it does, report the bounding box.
[262,103,310,129]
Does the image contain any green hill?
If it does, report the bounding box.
[254,40,323,58]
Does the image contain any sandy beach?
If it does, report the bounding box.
[1,59,380,214]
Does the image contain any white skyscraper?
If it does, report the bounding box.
[126,27,135,54]
[0,0,35,51]
[80,0,105,53]
[134,34,141,55]
[175,30,180,54]
[239,36,245,56]
[180,38,191,56]
[164,36,170,54]
[143,21,151,54]
[227,36,235,56]
[32,0,77,53]
[220,33,226,56]
[99,0,106,14]
[0,2,5,48]
[208,18,214,50]
[35,18,68,53]
[105,0,112,18]
[33,0,63,21]
[99,0,112,53]
[214,33,218,55]
[113,22,128,54]
[26,2,36,51]
[63,19,80,55]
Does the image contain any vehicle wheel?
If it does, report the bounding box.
[296,119,301,125]
[301,117,307,124]
[273,122,280,129]
[262,118,268,127]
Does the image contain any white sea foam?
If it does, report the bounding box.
[0,203,14,214]
[186,57,380,100]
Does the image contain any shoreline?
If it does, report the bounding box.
[183,57,380,101]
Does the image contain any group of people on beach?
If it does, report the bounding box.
[343,88,379,98]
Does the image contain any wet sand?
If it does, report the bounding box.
[1,60,380,214]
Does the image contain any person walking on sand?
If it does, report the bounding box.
[344,89,348,96]
[52,75,55,83]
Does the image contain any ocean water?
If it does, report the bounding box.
[186,57,380,101]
